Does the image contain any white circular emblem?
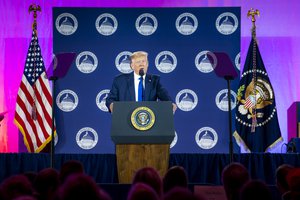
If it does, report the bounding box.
[195,127,218,149]
[155,51,177,73]
[176,89,198,112]
[55,13,78,35]
[170,131,178,149]
[96,89,110,112]
[54,134,58,146]
[175,13,198,35]
[216,12,238,35]
[76,127,98,150]
[56,89,79,112]
[115,51,133,74]
[76,51,98,74]
[135,13,158,36]
[195,51,217,73]
[95,13,118,36]
[215,89,237,111]
[235,52,240,71]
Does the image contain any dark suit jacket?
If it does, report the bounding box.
[106,73,172,112]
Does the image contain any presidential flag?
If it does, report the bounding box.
[14,30,53,152]
[233,38,282,152]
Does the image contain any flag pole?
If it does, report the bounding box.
[247,8,260,133]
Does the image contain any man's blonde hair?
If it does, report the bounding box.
[130,51,148,61]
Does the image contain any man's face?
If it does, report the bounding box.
[131,55,148,75]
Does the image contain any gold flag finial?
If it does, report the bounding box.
[29,4,41,33]
[247,8,260,24]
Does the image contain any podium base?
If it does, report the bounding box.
[116,144,170,183]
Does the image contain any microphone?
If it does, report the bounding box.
[139,68,144,76]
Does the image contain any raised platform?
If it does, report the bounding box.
[1,153,300,185]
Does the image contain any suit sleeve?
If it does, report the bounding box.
[155,76,173,102]
[106,77,119,112]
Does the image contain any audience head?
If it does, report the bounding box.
[23,171,37,186]
[132,167,162,197]
[127,183,159,200]
[58,173,111,200]
[275,164,294,194]
[163,166,188,193]
[59,160,84,184]
[0,174,34,200]
[163,187,205,200]
[286,167,300,200]
[34,168,59,200]
[221,162,250,200]
[240,180,272,200]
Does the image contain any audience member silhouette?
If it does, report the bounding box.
[240,180,272,200]
[221,162,250,200]
[0,174,34,200]
[286,168,300,200]
[163,187,206,200]
[34,168,59,200]
[57,173,111,200]
[23,171,37,186]
[59,160,84,184]
[275,164,294,200]
[127,183,159,200]
[163,166,188,193]
[132,167,163,197]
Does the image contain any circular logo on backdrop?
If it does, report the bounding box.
[195,51,217,73]
[76,51,98,73]
[215,89,237,111]
[95,13,118,36]
[216,12,238,35]
[170,131,178,149]
[55,13,78,35]
[56,89,79,112]
[76,127,98,150]
[131,107,155,131]
[176,13,198,35]
[155,51,177,73]
[235,52,240,71]
[96,89,110,112]
[135,13,158,36]
[115,51,133,74]
[195,127,218,149]
[176,89,198,111]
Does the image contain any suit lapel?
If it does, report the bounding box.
[144,74,151,101]
[128,73,135,101]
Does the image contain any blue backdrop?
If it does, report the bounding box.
[53,7,240,153]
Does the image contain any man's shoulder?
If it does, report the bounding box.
[114,73,132,80]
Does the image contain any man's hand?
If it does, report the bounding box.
[109,103,114,113]
[172,103,177,114]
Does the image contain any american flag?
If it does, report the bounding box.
[14,30,53,152]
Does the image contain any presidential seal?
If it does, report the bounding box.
[56,89,79,112]
[195,127,218,150]
[135,13,158,36]
[215,89,237,111]
[76,127,98,150]
[95,13,118,36]
[55,13,78,35]
[96,89,110,112]
[176,89,198,111]
[115,51,133,74]
[76,51,98,73]
[155,51,177,73]
[195,51,217,73]
[216,12,238,35]
[131,107,155,131]
[175,13,198,35]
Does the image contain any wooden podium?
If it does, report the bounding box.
[111,101,175,183]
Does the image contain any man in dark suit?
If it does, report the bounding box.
[106,51,177,113]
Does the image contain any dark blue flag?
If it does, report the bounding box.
[234,38,282,152]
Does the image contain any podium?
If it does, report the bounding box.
[111,101,175,183]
